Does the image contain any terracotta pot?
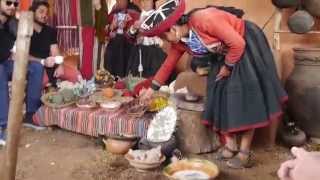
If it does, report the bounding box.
[288,10,315,34]
[103,137,137,155]
[286,47,320,138]
[272,0,300,8]
[303,0,320,17]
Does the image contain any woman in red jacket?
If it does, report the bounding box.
[104,0,140,77]
[139,0,288,168]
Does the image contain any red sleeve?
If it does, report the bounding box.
[153,44,185,85]
[194,11,245,64]
[126,10,140,30]
[107,13,114,24]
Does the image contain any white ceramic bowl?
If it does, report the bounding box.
[184,93,199,102]
[100,101,121,111]
[125,153,166,172]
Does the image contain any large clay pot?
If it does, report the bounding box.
[272,0,300,8]
[303,0,320,17]
[286,47,320,138]
[288,10,315,34]
[103,137,137,155]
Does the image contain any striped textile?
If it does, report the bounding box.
[33,106,152,138]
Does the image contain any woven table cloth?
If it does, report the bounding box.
[33,105,152,137]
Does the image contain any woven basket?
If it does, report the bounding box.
[41,92,76,109]
[125,99,148,118]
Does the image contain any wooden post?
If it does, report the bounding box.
[176,109,220,154]
[255,8,283,148]
[0,12,34,180]
[269,8,283,146]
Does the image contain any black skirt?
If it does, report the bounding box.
[104,34,134,77]
[202,21,288,134]
[127,44,167,78]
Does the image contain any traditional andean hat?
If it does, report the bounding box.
[139,0,185,37]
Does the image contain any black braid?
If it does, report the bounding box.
[176,5,245,25]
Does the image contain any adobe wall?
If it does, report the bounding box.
[177,0,320,82]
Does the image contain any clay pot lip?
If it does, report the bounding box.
[293,47,320,51]
[272,0,300,9]
[104,135,139,141]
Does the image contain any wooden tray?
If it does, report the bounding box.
[76,102,98,109]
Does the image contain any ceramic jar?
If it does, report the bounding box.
[286,47,320,138]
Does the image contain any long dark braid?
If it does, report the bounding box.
[177,6,245,25]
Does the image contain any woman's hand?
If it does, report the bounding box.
[45,56,56,68]
[139,87,154,103]
[216,65,231,81]
[132,20,141,31]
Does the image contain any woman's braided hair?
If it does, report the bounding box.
[176,5,245,25]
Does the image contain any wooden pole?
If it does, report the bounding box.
[0,12,34,180]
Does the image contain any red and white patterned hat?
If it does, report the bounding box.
[139,0,186,37]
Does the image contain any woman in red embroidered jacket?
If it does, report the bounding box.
[126,0,167,78]
[104,0,140,77]
[139,0,288,168]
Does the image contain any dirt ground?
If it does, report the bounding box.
[0,128,293,180]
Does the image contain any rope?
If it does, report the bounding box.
[262,8,277,31]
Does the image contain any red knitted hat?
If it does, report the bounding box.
[139,0,186,37]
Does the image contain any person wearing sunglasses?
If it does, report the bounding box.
[0,0,45,146]
[5,0,18,8]
[139,0,288,169]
